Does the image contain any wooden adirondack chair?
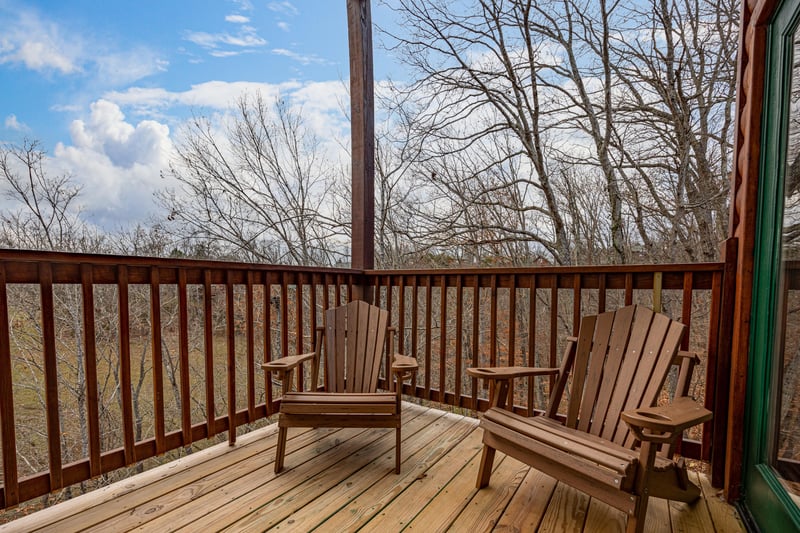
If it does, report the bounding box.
[467,305,712,533]
[263,300,418,474]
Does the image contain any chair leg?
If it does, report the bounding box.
[476,444,496,488]
[396,426,401,474]
[275,425,288,474]
[625,495,648,533]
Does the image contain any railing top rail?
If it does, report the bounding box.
[366,262,725,276]
[0,249,359,275]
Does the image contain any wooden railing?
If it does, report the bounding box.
[0,250,356,509]
[0,249,732,510]
[368,262,732,470]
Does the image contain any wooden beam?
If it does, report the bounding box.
[348,0,375,274]
[725,0,779,502]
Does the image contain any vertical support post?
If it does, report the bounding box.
[0,264,19,507]
[348,0,375,301]
[714,237,738,487]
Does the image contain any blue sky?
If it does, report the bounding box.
[0,0,393,228]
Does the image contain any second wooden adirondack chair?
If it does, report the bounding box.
[467,305,712,533]
[263,300,418,474]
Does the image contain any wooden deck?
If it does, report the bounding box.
[0,403,744,532]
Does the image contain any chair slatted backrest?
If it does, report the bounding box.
[556,305,686,448]
[324,301,389,393]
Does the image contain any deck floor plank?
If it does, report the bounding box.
[583,498,627,533]
[697,470,746,531]
[302,411,478,532]
[403,451,496,532]
[265,409,460,532]
[446,456,530,532]
[215,407,441,531]
[1,424,285,533]
[645,497,674,533]
[0,403,744,533]
[128,426,375,532]
[357,420,484,531]
[669,478,716,533]
[531,481,592,533]
[72,427,326,533]
[493,467,558,532]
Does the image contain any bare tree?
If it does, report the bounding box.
[161,93,346,266]
[379,0,737,265]
[0,140,99,251]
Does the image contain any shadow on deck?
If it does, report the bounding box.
[0,403,744,532]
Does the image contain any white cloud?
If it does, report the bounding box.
[184,25,267,55]
[210,50,247,58]
[267,1,299,17]
[53,100,172,226]
[225,14,250,24]
[95,49,169,86]
[0,7,166,86]
[272,48,328,65]
[231,0,254,11]
[51,79,352,228]
[4,114,27,131]
[277,21,290,32]
[105,80,302,112]
[0,10,81,73]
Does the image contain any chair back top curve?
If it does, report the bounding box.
[323,300,389,393]
[553,305,686,448]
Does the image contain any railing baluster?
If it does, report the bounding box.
[508,274,516,408]
[598,273,607,313]
[39,263,63,491]
[281,272,289,362]
[80,264,101,476]
[455,275,463,407]
[0,264,19,507]
[118,265,136,463]
[203,270,215,437]
[411,275,418,371]
[681,272,694,351]
[296,274,304,355]
[150,267,166,454]
[439,275,447,403]
[246,271,255,422]
[471,278,479,410]
[573,274,581,336]
[398,277,406,355]
[177,269,192,446]
[509,275,517,366]
[490,275,498,369]
[549,282,558,372]
[527,274,537,415]
[624,273,633,305]
[225,271,236,445]
[653,272,663,313]
[310,274,318,347]
[424,276,432,400]
[264,272,273,415]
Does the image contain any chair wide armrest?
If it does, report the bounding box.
[262,352,315,373]
[391,354,419,372]
[621,397,712,443]
[466,366,559,381]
